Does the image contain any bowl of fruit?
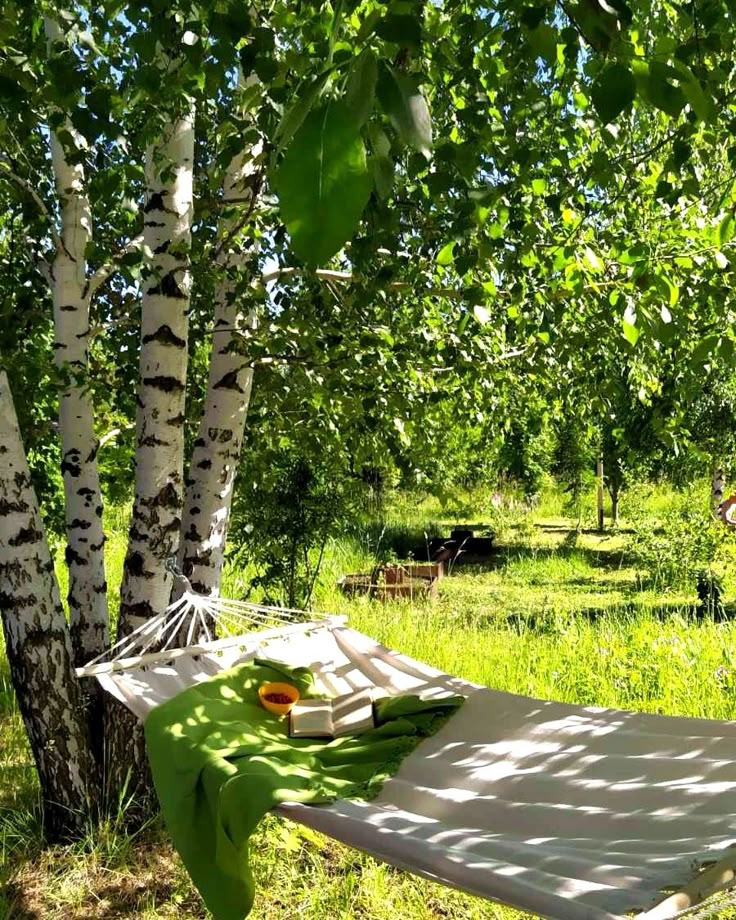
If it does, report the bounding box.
[258,682,300,716]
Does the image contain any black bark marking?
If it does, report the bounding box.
[208,427,233,443]
[93,581,107,594]
[61,450,82,478]
[9,526,43,547]
[141,324,187,348]
[140,434,168,447]
[95,505,103,517]
[155,482,180,510]
[0,590,38,610]
[147,271,186,300]
[190,506,201,515]
[90,539,105,551]
[59,304,77,312]
[167,413,186,426]
[65,545,88,566]
[153,240,171,255]
[0,497,30,514]
[196,458,212,470]
[77,487,94,498]
[69,519,91,530]
[185,524,202,542]
[213,370,245,392]
[126,552,150,578]
[142,375,184,393]
[86,445,98,463]
[193,437,205,448]
[144,191,165,213]
[120,600,157,620]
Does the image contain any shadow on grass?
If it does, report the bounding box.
[1,869,205,920]
[355,521,495,564]
[493,542,637,571]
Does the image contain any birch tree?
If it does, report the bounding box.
[0,370,96,836]
[44,18,109,672]
[179,92,263,596]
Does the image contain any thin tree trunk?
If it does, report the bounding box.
[111,104,195,808]
[118,106,195,633]
[0,371,97,839]
[596,453,605,533]
[179,143,261,596]
[611,485,620,525]
[45,18,109,670]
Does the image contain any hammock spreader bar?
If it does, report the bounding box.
[80,592,736,920]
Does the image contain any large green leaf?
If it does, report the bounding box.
[646,63,686,117]
[345,50,378,128]
[591,63,636,123]
[275,101,372,265]
[377,64,432,158]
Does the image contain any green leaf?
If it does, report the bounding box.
[437,241,455,265]
[647,63,686,118]
[275,73,330,150]
[718,213,735,247]
[275,101,372,265]
[371,155,394,199]
[583,246,603,272]
[715,250,730,269]
[591,63,636,123]
[473,305,491,325]
[692,334,720,363]
[345,50,378,129]
[375,13,422,49]
[377,64,432,158]
[622,306,639,345]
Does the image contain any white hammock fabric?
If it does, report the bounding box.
[80,594,736,920]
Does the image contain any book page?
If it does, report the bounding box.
[332,688,374,737]
[289,699,333,738]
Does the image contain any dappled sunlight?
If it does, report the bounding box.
[99,613,736,918]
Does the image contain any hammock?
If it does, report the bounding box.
[78,588,736,920]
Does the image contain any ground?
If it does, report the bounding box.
[3,482,736,919]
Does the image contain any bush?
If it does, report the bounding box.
[229,452,362,608]
[630,490,730,595]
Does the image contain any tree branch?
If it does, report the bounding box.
[85,233,145,297]
[0,160,64,255]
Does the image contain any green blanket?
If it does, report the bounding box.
[144,658,465,920]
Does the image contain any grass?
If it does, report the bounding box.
[3,481,736,918]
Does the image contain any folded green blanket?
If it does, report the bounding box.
[144,657,465,920]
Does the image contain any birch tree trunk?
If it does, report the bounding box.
[110,104,195,807]
[179,143,261,596]
[0,371,96,838]
[118,106,195,633]
[45,18,109,670]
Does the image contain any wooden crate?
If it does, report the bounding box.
[338,564,440,601]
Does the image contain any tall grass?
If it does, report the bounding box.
[3,483,736,918]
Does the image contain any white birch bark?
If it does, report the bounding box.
[0,371,96,837]
[179,142,262,595]
[45,17,108,666]
[118,105,195,633]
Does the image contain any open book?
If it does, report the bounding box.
[289,688,375,739]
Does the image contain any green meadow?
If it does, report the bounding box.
[3,482,736,919]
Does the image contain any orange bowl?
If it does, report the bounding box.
[258,682,300,715]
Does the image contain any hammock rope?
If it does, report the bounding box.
[76,564,339,678]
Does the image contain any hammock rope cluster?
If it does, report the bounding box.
[80,581,736,920]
